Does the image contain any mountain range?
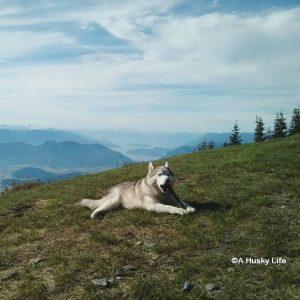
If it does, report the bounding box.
[0,128,94,145]
[0,141,133,168]
[0,127,255,189]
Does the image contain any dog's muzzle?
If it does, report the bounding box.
[159,179,171,193]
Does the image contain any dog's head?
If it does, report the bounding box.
[146,161,174,193]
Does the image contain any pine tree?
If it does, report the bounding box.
[289,106,300,135]
[229,121,242,145]
[272,111,287,138]
[254,116,265,142]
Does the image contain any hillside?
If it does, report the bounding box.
[0,135,299,299]
[0,141,133,168]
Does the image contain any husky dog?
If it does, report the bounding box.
[81,162,196,219]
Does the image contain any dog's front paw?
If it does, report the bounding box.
[186,206,196,213]
[179,208,189,215]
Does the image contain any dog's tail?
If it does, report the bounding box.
[80,199,100,210]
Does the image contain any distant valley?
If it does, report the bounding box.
[82,129,203,148]
[127,147,171,157]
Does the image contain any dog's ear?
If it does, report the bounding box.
[148,162,154,172]
[165,161,169,168]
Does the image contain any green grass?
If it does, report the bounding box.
[0,135,300,299]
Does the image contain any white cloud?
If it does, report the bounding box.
[0,7,20,16]
[0,30,75,61]
[0,1,299,131]
[61,4,300,89]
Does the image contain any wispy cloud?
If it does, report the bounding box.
[0,0,299,131]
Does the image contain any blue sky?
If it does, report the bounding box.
[0,0,299,132]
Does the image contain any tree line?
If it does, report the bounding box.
[198,106,300,149]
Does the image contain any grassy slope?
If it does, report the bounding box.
[0,135,299,300]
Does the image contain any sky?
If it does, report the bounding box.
[0,0,299,132]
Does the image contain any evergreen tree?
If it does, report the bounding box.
[254,116,265,142]
[289,106,300,135]
[272,111,287,138]
[229,121,242,145]
[208,141,215,149]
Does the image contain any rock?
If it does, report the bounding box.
[182,280,192,292]
[91,278,108,287]
[29,257,42,265]
[115,265,137,277]
[205,283,220,291]
[115,269,130,277]
[227,267,234,272]
[280,205,287,209]
[172,266,180,272]
[123,265,137,271]
[135,241,142,246]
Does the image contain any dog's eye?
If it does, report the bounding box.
[158,173,162,176]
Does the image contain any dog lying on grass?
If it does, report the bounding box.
[81,162,196,219]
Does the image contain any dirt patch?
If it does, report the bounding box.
[0,203,33,217]
[12,204,33,216]
[0,199,52,218]
[34,199,52,209]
